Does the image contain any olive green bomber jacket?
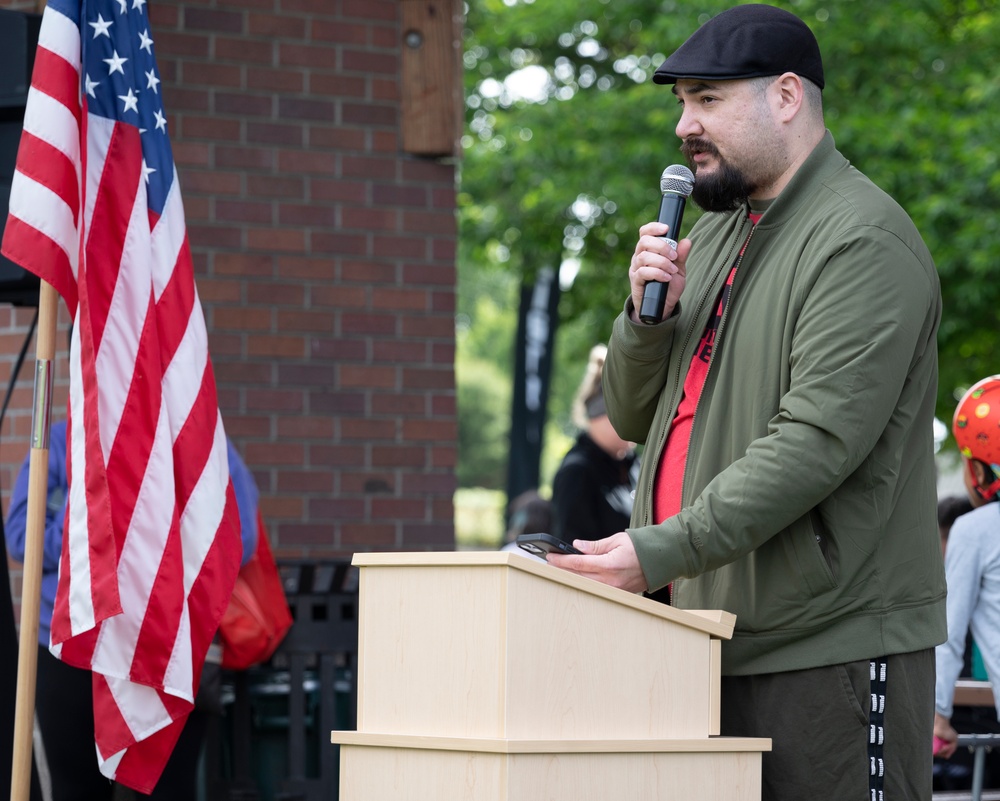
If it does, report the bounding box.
[604,132,947,675]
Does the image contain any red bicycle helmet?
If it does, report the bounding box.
[953,376,1000,500]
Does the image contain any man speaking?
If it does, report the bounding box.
[548,6,946,800]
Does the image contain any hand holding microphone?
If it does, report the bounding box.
[638,165,695,325]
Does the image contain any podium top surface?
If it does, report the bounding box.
[331,731,771,753]
[352,550,735,640]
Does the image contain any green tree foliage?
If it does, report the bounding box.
[459,0,1000,439]
[456,355,512,488]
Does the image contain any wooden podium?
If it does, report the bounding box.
[332,551,770,800]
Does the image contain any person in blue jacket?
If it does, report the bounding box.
[4,419,259,801]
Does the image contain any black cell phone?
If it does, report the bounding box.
[516,533,582,557]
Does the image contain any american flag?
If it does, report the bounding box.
[2,0,242,792]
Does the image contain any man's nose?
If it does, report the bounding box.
[675,108,702,140]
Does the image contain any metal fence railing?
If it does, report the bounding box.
[204,560,359,801]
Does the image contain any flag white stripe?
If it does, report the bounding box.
[97,746,124,779]
[150,167,185,301]
[92,411,174,679]
[66,319,96,636]
[93,179,150,456]
[37,6,81,67]
[105,678,170,743]
[82,115,113,250]
[21,86,81,167]
[178,415,228,592]
[161,314,207,437]
[6,171,77,265]
[161,608,193,701]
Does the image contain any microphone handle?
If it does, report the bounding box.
[639,192,686,324]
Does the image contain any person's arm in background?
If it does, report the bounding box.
[934,514,987,758]
[4,420,69,575]
[226,439,259,566]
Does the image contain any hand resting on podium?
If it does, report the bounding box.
[545,531,649,594]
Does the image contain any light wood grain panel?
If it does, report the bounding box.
[339,745,503,801]
[352,552,735,639]
[710,638,721,736]
[504,568,714,739]
[358,564,506,737]
[337,744,764,801]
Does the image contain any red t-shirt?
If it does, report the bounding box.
[652,214,760,523]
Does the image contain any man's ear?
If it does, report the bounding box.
[773,72,804,119]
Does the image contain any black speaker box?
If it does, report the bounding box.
[0,10,43,308]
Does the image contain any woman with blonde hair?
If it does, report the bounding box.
[550,344,638,544]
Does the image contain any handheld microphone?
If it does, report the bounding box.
[638,164,695,325]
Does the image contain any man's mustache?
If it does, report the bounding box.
[680,138,720,163]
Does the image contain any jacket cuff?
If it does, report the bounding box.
[615,298,681,353]
[626,520,690,593]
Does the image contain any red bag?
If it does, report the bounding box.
[219,511,293,670]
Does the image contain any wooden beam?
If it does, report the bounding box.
[400,0,463,158]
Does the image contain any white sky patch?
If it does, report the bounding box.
[559,258,581,291]
[479,77,503,99]
[504,65,550,102]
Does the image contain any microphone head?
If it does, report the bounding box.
[660,164,695,197]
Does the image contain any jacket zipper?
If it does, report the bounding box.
[642,214,752,527]
[679,216,758,508]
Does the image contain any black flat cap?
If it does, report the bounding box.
[653,4,824,90]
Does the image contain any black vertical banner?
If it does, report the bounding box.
[505,268,560,516]
[0,10,42,308]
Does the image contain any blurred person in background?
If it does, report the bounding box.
[550,344,638,545]
[934,378,1000,782]
[501,490,553,562]
[5,418,259,801]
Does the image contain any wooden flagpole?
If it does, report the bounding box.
[10,280,59,801]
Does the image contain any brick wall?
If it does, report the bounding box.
[0,0,459,563]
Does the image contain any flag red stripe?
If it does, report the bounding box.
[28,45,81,127]
[112,714,186,795]
[172,369,222,508]
[91,672,135,759]
[67,108,124,640]
[178,486,241,690]
[153,240,195,368]
[184,489,241,656]
[67,274,121,642]
[0,215,77,309]
[129,517,183,685]
[12,131,79,222]
[83,123,140,354]
[104,296,158,548]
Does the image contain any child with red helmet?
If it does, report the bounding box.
[953,378,1000,502]
[934,376,1000,760]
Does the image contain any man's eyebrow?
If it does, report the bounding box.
[672,81,721,97]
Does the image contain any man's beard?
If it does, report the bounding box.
[681,138,756,212]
